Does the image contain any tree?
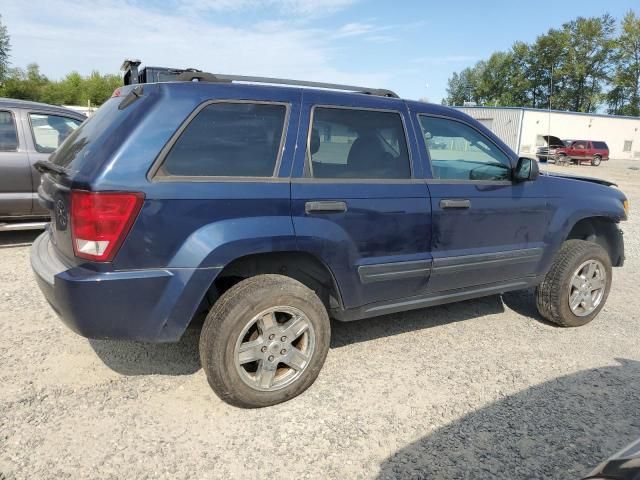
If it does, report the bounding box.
[444,70,472,106]
[0,63,122,106]
[608,10,640,115]
[560,14,616,112]
[84,71,121,106]
[0,15,10,81]
[528,28,571,109]
[1,63,48,100]
[444,13,624,114]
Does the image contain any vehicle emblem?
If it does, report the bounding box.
[55,199,68,230]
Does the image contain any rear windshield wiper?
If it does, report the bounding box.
[34,160,69,177]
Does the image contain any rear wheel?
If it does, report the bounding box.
[591,155,602,166]
[536,240,611,327]
[199,274,330,408]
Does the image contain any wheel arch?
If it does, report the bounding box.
[202,250,344,315]
[565,216,624,267]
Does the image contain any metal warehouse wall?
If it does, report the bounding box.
[519,110,640,160]
[455,106,640,160]
[455,107,523,152]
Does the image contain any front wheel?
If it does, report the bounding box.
[591,155,602,166]
[536,240,612,327]
[199,274,330,408]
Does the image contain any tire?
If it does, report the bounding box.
[535,240,612,327]
[199,274,330,408]
[591,155,602,166]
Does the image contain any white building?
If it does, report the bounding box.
[455,106,640,160]
[62,105,96,117]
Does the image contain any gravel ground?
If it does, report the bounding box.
[1,160,639,480]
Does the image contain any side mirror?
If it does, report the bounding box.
[514,157,539,182]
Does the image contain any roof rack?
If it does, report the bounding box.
[174,71,399,98]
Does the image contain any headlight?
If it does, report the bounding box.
[549,149,557,154]
[623,199,629,217]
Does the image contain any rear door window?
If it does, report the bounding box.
[29,113,83,153]
[0,110,18,151]
[160,102,288,178]
[308,107,410,179]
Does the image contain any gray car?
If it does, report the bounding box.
[0,99,86,230]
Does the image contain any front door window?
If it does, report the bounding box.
[418,116,511,181]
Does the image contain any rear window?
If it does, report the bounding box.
[50,98,120,170]
[160,102,287,178]
[592,141,608,149]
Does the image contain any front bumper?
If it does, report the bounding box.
[30,232,220,342]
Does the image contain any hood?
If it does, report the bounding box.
[544,171,617,187]
[543,135,565,147]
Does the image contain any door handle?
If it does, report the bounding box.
[440,199,471,209]
[305,201,347,214]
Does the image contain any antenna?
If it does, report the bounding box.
[547,64,553,172]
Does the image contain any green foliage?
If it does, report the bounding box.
[0,63,122,107]
[445,12,640,116]
[608,10,640,115]
[0,15,10,81]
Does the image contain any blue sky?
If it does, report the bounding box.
[3,0,639,102]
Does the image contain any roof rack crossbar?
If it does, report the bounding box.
[174,71,399,98]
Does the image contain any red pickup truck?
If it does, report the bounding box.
[537,136,609,166]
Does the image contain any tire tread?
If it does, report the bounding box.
[535,240,611,327]
[199,274,330,408]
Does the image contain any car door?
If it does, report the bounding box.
[0,109,33,217]
[413,112,550,293]
[571,141,587,161]
[290,91,431,309]
[23,111,83,215]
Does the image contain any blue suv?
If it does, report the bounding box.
[31,68,628,407]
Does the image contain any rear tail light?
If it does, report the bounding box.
[70,190,144,262]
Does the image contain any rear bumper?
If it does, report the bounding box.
[30,232,220,342]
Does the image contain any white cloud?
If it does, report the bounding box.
[2,0,390,89]
[177,0,360,16]
[335,22,378,38]
[412,55,480,65]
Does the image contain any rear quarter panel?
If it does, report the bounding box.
[101,83,303,272]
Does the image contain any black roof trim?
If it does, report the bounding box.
[174,71,399,98]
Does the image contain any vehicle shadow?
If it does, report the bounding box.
[330,294,506,348]
[0,230,41,247]
[88,295,506,376]
[88,290,545,376]
[89,325,202,376]
[377,358,640,480]
[501,287,558,326]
